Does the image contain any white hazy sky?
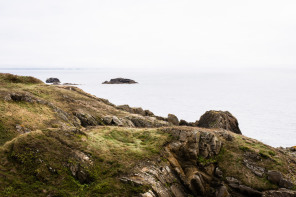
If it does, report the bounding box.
[0,0,296,69]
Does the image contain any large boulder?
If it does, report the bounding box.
[197,110,242,134]
[6,93,35,103]
[267,170,294,189]
[102,78,137,84]
[179,119,189,126]
[74,112,99,127]
[46,77,60,83]
[168,114,179,125]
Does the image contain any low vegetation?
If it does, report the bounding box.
[217,134,295,190]
[0,127,171,197]
[0,73,43,85]
[0,73,296,196]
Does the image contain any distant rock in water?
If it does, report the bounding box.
[197,110,242,134]
[102,78,137,84]
[46,77,60,84]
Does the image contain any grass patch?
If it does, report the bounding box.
[0,127,171,197]
[80,127,171,196]
[239,145,250,152]
[268,151,276,156]
[259,151,270,159]
[0,73,43,84]
[0,100,59,144]
[216,134,289,190]
[197,155,217,166]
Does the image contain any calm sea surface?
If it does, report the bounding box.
[2,67,296,147]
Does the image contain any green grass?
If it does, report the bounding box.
[0,127,171,197]
[216,134,296,191]
[1,73,296,196]
[239,145,250,152]
[77,127,171,196]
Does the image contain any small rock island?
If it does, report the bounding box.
[46,77,60,84]
[102,78,137,84]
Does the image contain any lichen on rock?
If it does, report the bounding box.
[198,110,242,134]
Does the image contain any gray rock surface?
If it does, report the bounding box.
[121,128,296,197]
[198,110,242,134]
[117,105,155,117]
[263,189,296,197]
[267,170,294,189]
[46,78,60,83]
[74,112,99,126]
[167,114,179,126]
[102,78,137,84]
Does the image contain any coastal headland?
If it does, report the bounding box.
[0,73,295,197]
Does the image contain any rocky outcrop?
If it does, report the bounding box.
[179,119,189,126]
[226,177,262,196]
[123,128,225,197]
[198,110,242,134]
[263,189,296,197]
[179,119,199,127]
[267,171,294,189]
[103,116,124,126]
[68,150,93,184]
[102,78,137,84]
[167,114,179,126]
[5,92,36,103]
[46,78,60,83]
[122,128,296,197]
[278,146,296,159]
[117,105,154,116]
[2,73,296,197]
[74,112,100,127]
[127,116,153,127]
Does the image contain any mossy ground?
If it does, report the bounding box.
[0,73,129,145]
[0,127,171,197]
[1,73,296,196]
[217,133,296,191]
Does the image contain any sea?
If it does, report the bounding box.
[1,67,296,148]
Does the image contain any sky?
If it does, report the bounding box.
[0,0,296,69]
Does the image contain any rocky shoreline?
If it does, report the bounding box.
[0,73,295,197]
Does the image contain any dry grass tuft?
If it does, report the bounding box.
[0,73,43,84]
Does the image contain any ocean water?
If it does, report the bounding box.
[2,67,296,147]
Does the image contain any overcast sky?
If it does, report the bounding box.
[0,0,296,69]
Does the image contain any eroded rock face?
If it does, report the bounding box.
[198,110,242,134]
[263,189,296,197]
[68,150,93,184]
[74,112,100,127]
[6,93,36,103]
[46,78,60,83]
[267,171,294,189]
[102,78,137,84]
[123,128,224,197]
[122,128,296,197]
